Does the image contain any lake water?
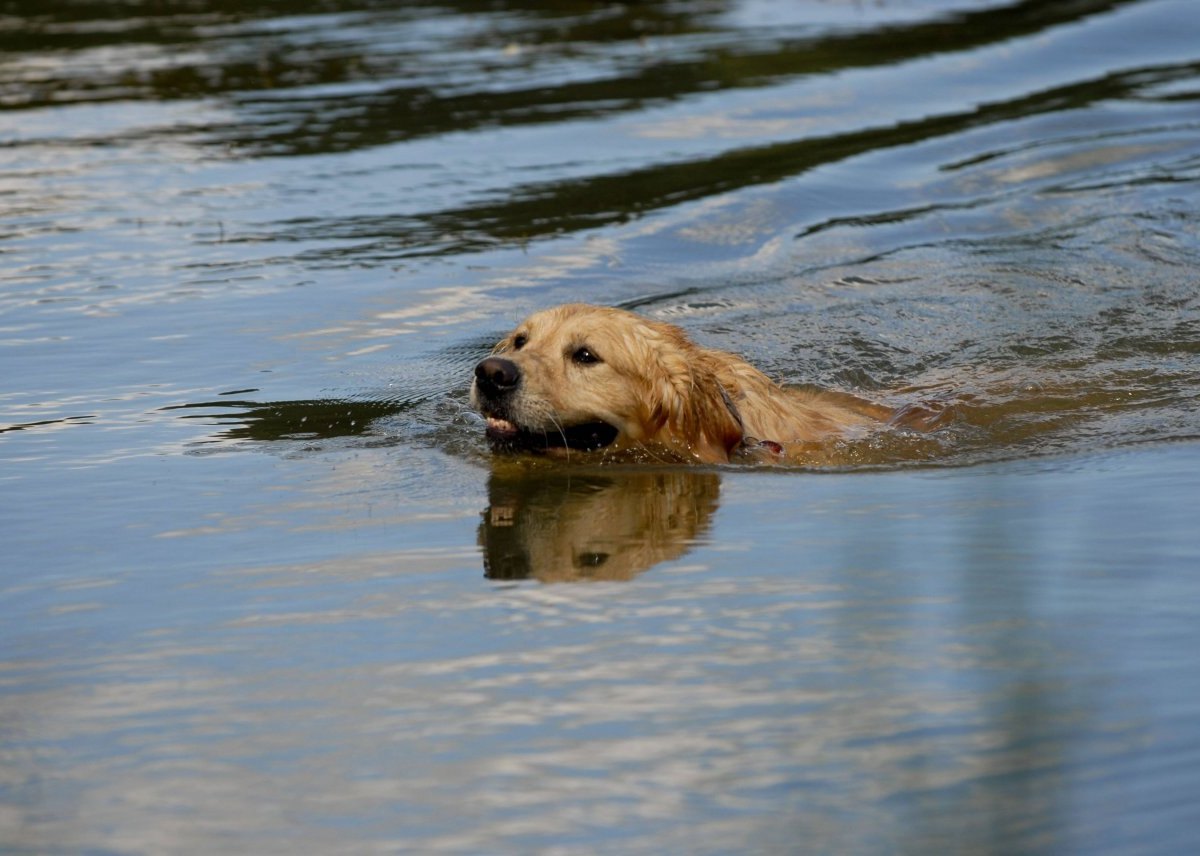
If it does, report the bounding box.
[3,0,1200,852]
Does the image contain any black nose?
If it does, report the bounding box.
[475,356,520,396]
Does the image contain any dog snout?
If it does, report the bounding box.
[475,356,521,397]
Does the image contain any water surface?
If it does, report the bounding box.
[3,0,1200,852]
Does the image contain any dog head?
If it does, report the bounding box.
[470,304,745,462]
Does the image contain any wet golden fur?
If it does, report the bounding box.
[471,303,893,464]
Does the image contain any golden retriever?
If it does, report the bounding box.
[470,303,895,465]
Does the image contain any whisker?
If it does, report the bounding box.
[547,413,570,464]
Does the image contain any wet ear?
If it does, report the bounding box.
[651,355,745,463]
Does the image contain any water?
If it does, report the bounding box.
[3,0,1200,851]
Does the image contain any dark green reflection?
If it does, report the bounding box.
[268,57,1197,263]
[8,0,1160,262]
[164,396,408,442]
[214,0,1134,158]
[6,0,1134,147]
[478,467,721,582]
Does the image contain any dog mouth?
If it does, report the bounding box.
[485,416,619,453]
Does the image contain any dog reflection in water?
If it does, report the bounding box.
[478,469,721,582]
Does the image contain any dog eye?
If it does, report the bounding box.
[572,346,601,365]
[512,334,527,350]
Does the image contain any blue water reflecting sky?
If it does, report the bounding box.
[3,0,1200,851]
